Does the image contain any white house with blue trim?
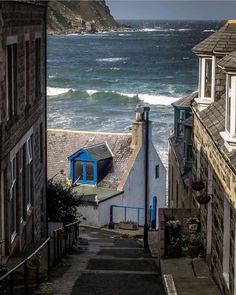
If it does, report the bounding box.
[47,106,166,229]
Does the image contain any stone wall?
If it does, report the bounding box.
[192,112,235,295]
[0,2,47,256]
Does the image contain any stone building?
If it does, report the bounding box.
[48,106,166,229]
[0,1,47,259]
[167,20,236,294]
[168,91,197,208]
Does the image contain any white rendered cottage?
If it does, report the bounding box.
[47,106,166,229]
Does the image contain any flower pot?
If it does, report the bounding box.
[192,181,205,191]
[119,222,138,230]
[27,265,37,278]
[195,195,211,204]
[188,223,199,233]
[187,244,200,258]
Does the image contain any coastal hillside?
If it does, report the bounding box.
[47,0,120,34]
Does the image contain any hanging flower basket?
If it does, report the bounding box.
[195,194,211,204]
[191,181,205,191]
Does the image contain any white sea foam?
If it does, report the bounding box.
[178,28,192,32]
[203,29,216,33]
[86,89,99,96]
[96,57,129,62]
[48,75,56,79]
[47,86,72,96]
[118,92,137,98]
[110,67,120,71]
[138,93,180,106]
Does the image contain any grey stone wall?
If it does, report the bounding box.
[0,1,46,256]
[215,56,226,101]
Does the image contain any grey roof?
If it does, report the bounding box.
[172,91,198,108]
[196,95,236,171]
[47,129,133,189]
[73,186,123,204]
[192,21,236,55]
[218,50,236,71]
[73,142,113,161]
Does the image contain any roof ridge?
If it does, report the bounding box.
[84,142,108,149]
[47,128,131,136]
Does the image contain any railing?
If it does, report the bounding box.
[0,220,80,295]
[110,205,145,226]
[53,220,80,264]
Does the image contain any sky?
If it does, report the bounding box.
[106,1,236,20]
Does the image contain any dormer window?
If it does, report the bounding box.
[220,74,236,150]
[68,142,113,185]
[199,57,215,101]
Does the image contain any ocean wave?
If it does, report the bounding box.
[110,67,120,71]
[96,57,129,62]
[178,28,192,32]
[47,86,73,96]
[47,87,180,106]
[203,29,216,33]
[48,75,56,79]
[86,89,99,96]
[138,94,180,106]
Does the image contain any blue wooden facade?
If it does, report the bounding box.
[174,107,191,138]
[68,149,97,185]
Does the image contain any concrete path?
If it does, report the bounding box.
[36,227,165,295]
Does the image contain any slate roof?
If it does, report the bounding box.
[183,116,193,128]
[47,129,133,190]
[69,142,113,161]
[218,50,236,71]
[172,91,198,108]
[196,95,236,171]
[192,20,236,55]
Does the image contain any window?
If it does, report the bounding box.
[40,123,43,163]
[199,57,214,100]
[10,157,17,239]
[25,40,30,105]
[35,38,41,97]
[175,109,188,137]
[6,43,17,120]
[26,136,33,207]
[74,160,94,183]
[220,74,236,149]
[155,165,159,179]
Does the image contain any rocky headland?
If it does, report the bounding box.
[47,0,125,35]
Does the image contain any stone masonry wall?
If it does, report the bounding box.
[215,56,226,101]
[193,112,235,295]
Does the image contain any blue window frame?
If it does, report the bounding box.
[68,149,97,185]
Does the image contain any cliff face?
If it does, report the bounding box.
[47,0,120,34]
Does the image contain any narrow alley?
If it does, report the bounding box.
[37,227,165,295]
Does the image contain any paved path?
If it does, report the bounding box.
[36,227,165,295]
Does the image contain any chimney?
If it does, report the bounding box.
[131,105,151,149]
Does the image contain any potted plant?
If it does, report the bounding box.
[191,181,205,191]
[119,220,138,230]
[187,232,202,258]
[187,216,200,233]
[27,253,41,277]
[195,194,211,205]
[167,238,182,257]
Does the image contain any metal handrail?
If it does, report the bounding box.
[0,237,50,282]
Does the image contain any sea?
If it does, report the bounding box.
[47,20,224,167]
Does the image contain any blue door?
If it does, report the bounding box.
[151,197,157,229]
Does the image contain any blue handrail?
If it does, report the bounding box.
[110,205,144,226]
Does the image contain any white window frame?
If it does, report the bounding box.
[220,74,236,150]
[198,56,215,102]
[226,75,236,138]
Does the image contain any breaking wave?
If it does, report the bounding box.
[203,29,216,33]
[96,57,129,62]
[47,87,181,106]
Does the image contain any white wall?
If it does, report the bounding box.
[78,204,99,227]
[122,138,166,228]
[98,193,124,227]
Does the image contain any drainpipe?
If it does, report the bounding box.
[144,106,150,249]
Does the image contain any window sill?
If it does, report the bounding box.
[220,131,236,152]
[194,97,213,111]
